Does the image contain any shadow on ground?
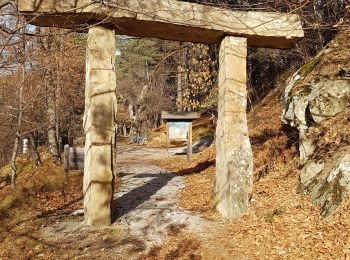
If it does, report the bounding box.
[112,158,215,222]
[112,172,175,221]
[175,136,214,155]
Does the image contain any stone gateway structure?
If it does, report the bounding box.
[19,0,304,226]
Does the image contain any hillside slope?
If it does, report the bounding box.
[283,29,350,216]
[152,50,350,258]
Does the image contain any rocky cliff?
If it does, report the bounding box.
[282,30,350,216]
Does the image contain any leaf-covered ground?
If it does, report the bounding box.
[149,87,350,259]
[1,87,349,259]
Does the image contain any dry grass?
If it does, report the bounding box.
[0,150,83,259]
[0,152,83,221]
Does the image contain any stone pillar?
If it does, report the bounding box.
[214,36,253,220]
[83,26,116,226]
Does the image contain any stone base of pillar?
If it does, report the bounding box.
[214,36,253,220]
[83,26,116,226]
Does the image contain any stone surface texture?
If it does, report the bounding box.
[214,36,253,220]
[83,26,117,226]
[18,0,303,48]
[282,30,350,216]
[298,148,350,217]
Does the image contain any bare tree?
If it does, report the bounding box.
[10,17,25,189]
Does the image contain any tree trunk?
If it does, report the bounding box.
[56,120,62,152]
[177,72,183,111]
[30,132,42,168]
[176,43,185,111]
[131,85,149,141]
[55,35,64,153]
[47,89,61,164]
[10,19,25,189]
[42,30,61,165]
[128,103,136,140]
[153,113,159,129]
[123,124,127,136]
[10,129,20,189]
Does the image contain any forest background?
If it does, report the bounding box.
[0,0,349,188]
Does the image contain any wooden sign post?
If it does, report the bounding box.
[161,111,200,162]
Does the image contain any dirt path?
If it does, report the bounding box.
[113,144,208,246]
[33,143,216,259]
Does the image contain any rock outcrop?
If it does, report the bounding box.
[282,30,350,216]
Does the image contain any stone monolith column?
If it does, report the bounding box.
[214,36,253,220]
[83,26,116,226]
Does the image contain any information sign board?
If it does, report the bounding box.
[161,111,200,162]
[168,122,189,140]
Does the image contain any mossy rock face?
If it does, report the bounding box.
[282,29,350,136]
[284,29,350,102]
[298,149,350,217]
[282,30,350,217]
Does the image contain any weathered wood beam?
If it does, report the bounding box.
[18,0,304,48]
